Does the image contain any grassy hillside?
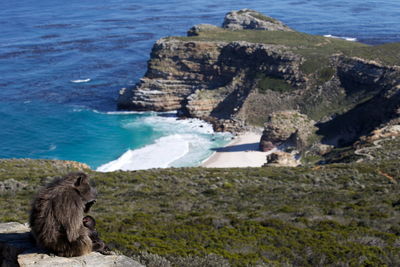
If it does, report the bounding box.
[1,158,400,266]
[176,29,400,70]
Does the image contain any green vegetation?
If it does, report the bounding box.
[1,158,400,266]
[175,29,400,73]
[256,74,295,93]
[324,136,400,164]
[248,12,279,24]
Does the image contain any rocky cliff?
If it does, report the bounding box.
[118,9,400,146]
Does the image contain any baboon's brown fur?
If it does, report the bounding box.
[29,172,97,257]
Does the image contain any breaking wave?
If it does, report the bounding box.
[323,34,357,42]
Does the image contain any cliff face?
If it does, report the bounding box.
[118,9,400,145]
[118,39,226,112]
[117,38,307,130]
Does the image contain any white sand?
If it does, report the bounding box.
[202,132,276,168]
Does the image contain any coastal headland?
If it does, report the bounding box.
[118,9,400,167]
[2,8,400,267]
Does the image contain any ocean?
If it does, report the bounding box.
[0,0,399,170]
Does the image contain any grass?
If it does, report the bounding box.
[249,12,279,24]
[174,29,400,72]
[256,74,295,93]
[1,158,400,266]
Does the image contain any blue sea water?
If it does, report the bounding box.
[0,0,399,170]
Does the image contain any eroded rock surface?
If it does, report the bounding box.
[265,151,300,167]
[0,222,143,267]
[222,9,294,31]
[260,110,317,152]
[118,9,400,148]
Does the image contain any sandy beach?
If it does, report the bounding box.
[202,132,275,168]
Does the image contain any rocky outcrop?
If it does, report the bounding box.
[118,9,400,148]
[260,111,317,152]
[0,159,90,171]
[118,39,226,113]
[359,124,400,144]
[0,222,143,267]
[310,143,334,156]
[222,9,293,31]
[118,37,305,130]
[317,59,400,145]
[265,151,300,167]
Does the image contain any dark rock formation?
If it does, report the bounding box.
[222,9,294,31]
[317,59,400,145]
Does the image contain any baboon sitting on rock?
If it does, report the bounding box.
[29,172,110,257]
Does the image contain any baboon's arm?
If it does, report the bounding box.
[54,193,83,243]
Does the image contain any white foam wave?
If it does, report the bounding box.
[89,110,177,116]
[104,110,153,115]
[124,116,215,135]
[96,134,196,172]
[324,34,357,42]
[71,78,91,83]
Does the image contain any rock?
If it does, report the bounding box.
[259,111,317,151]
[317,57,400,144]
[222,9,293,31]
[118,37,304,131]
[117,11,400,144]
[187,24,221,36]
[117,38,227,113]
[0,222,144,267]
[0,159,90,172]
[368,125,400,141]
[265,151,300,167]
[58,160,91,170]
[311,143,334,156]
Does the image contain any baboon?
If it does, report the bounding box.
[82,215,111,254]
[29,172,97,257]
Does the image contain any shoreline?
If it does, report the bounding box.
[202,132,275,168]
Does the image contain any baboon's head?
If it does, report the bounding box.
[83,215,96,229]
[66,172,97,208]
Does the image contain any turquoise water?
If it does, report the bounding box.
[0,101,230,169]
[0,0,399,170]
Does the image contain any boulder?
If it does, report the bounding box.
[260,110,317,151]
[265,151,300,167]
[0,222,144,267]
[311,143,334,156]
[222,9,293,31]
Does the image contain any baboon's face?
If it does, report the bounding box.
[83,216,96,229]
[73,173,97,203]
